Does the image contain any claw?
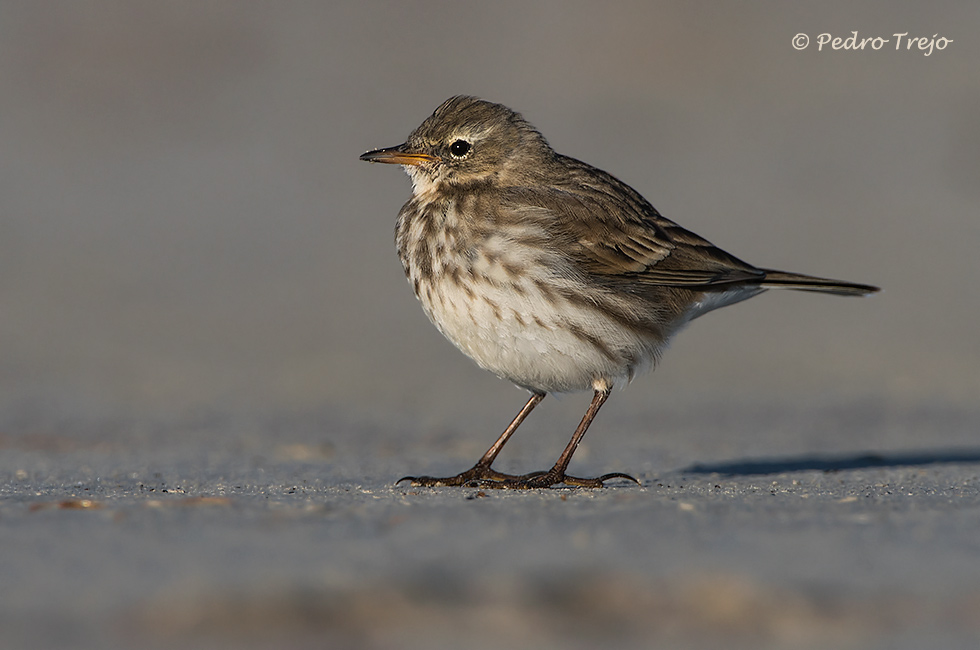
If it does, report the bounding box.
[597,472,641,485]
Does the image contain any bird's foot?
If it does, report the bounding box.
[484,470,639,489]
[405,468,639,490]
[396,463,521,487]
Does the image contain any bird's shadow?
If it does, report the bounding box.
[681,448,980,476]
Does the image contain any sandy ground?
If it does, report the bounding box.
[3,401,980,649]
[2,2,979,648]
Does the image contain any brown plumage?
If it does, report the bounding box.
[361,96,878,489]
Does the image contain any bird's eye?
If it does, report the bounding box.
[449,139,471,158]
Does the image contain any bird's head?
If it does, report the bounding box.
[360,96,553,198]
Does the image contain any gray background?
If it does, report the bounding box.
[1,2,978,649]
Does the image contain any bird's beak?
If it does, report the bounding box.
[359,145,440,166]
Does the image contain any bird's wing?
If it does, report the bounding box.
[502,183,765,288]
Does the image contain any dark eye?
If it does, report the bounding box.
[449,139,471,157]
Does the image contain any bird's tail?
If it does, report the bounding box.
[759,269,879,297]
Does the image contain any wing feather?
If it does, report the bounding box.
[501,173,765,289]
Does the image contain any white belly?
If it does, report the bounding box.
[416,269,662,393]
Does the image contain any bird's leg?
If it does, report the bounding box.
[397,392,545,487]
[489,389,638,489]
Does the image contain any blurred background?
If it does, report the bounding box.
[1,0,977,443]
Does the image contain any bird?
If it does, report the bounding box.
[360,95,878,489]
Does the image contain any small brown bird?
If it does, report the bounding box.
[361,96,878,489]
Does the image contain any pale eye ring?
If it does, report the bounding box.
[449,139,471,157]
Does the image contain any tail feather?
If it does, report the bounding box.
[760,269,879,297]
